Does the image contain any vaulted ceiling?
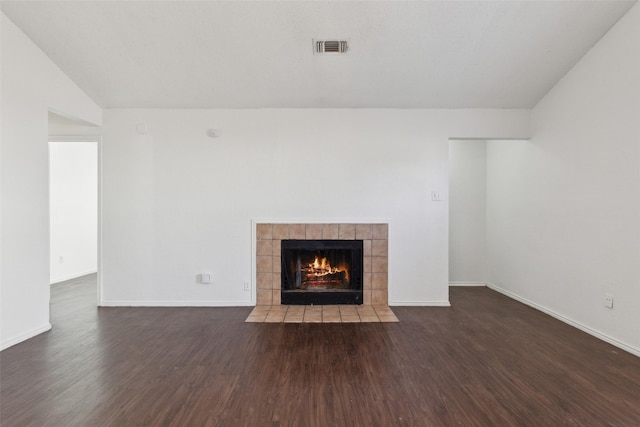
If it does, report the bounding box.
[1,1,636,109]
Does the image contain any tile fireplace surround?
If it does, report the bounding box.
[255,223,389,307]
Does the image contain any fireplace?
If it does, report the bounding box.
[281,240,363,305]
[255,223,388,306]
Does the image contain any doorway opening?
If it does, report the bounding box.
[448,139,488,287]
[49,140,98,301]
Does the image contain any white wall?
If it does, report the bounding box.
[1,12,102,350]
[49,142,98,283]
[101,109,529,306]
[49,111,103,137]
[486,4,640,355]
[449,140,487,284]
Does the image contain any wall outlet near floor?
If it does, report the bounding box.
[59,255,64,264]
[201,273,212,284]
[604,293,614,309]
[244,281,250,292]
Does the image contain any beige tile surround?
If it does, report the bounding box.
[255,223,389,306]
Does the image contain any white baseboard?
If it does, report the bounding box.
[1,323,52,351]
[104,300,451,307]
[449,282,486,287]
[50,270,97,284]
[486,282,640,358]
[390,301,451,307]
[99,300,255,307]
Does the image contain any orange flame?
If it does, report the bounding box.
[307,256,349,281]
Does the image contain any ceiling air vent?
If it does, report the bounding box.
[315,40,349,54]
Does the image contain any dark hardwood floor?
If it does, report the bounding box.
[1,275,639,426]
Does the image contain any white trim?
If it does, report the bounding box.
[100,301,255,307]
[390,301,451,307]
[449,282,486,287]
[251,220,257,305]
[486,282,640,358]
[96,138,104,307]
[1,323,52,351]
[50,270,97,285]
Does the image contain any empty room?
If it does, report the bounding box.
[1,1,639,425]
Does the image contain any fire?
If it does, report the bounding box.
[311,256,328,270]
[308,256,349,281]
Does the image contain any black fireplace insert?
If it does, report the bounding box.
[281,239,363,305]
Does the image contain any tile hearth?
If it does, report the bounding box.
[245,305,399,323]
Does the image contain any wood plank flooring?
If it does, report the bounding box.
[1,274,639,426]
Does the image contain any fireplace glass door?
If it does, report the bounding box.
[281,240,363,305]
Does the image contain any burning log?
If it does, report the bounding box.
[294,255,350,289]
[302,269,348,289]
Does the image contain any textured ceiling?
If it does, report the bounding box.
[1,1,636,109]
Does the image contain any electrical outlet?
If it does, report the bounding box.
[244,281,250,292]
[431,191,442,201]
[59,256,64,264]
[604,293,613,309]
[201,273,212,284]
